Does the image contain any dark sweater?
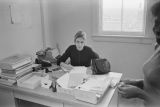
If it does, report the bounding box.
[57,45,99,67]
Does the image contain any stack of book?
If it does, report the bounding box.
[0,54,33,85]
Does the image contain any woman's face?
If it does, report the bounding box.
[75,37,85,51]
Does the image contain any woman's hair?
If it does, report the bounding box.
[151,1,160,46]
[74,31,86,42]
[151,1,160,17]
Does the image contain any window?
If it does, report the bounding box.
[99,0,146,36]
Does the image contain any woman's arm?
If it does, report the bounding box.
[57,46,72,65]
[89,47,99,59]
[120,79,144,89]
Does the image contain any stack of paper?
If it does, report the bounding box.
[0,54,33,85]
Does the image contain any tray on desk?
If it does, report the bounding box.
[56,72,122,104]
[17,72,43,89]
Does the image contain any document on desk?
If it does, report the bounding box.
[68,66,87,88]
[70,66,87,74]
[77,76,111,94]
[56,73,69,89]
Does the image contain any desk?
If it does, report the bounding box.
[13,85,118,107]
[0,70,121,107]
[0,84,16,107]
[0,80,119,107]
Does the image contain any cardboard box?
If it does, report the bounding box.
[17,72,42,89]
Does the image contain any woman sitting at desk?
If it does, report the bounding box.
[57,30,99,70]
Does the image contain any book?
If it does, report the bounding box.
[1,63,32,75]
[0,78,16,86]
[0,54,32,70]
[0,67,32,80]
[0,77,16,83]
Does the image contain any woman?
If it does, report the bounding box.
[118,2,160,106]
[118,46,160,106]
[118,1,160,107]
[57,31,99,70]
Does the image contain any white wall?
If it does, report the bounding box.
[0,0,44,59]
[41,0,57,48]
[45,0,156,79]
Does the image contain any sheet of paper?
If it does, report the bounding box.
[77,76,111,93]
[70,66,87,74]
[56,73,69,88]
[68,66,87,88]
[68,73,85,88]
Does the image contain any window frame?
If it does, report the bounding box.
[91,0,155,44]
[99,0,147,36]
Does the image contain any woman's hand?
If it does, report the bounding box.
[60,62,73,71]
[118,84,143,99]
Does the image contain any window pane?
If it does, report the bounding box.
[102,0,145,33]
[122,0,144,32]
[102,0,122,31]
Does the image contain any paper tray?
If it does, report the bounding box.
[74,89,100,104]
[17,72,42,89]
[56,71,122,104]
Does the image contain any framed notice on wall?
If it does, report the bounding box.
[9,0,32,27]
